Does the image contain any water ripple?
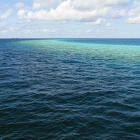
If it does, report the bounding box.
[0,39,140,140]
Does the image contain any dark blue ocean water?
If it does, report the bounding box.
[0,39,140,140]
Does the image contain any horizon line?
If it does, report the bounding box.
[0,37,140,39]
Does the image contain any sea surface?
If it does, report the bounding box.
[0,38,140,140]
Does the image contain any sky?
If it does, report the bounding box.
[0,0,140,38]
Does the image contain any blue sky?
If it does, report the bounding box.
[0,0,140,38]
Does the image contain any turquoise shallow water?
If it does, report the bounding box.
[0,39,140,139]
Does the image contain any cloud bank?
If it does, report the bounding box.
[17,0,128,24]
[0,9,12,19]
[126,6,140,23]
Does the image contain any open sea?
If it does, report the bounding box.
[0,38,140,140]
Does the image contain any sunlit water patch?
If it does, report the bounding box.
[0,39,140,140]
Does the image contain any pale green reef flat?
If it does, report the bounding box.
[16,39,140,61]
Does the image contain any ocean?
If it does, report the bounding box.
[0,38,140,140]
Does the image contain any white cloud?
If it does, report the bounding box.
[133,0,140,6]
[86,29,93,33]
[106,0,129,6]
[9,27,19,32]
[62,21,67,24]
[0,27,19,34]
[14,2,25,9]
[17,0,127,24]
[128,7,140,17]
[105,23,112,27]
[16,20,31,24]
[0,26,60,35]
[70,0,103,11]
[126,6,140,23]
[70,0,129,11]
[85,18,105,25]
[0,9,12,19]
[33,3,41,9]
[0,30,8,34]
[17,10,27,18]
[126,16,140,23]
[32,0,62,9]
[111,9,126,19]
[43,28,60,33]
[18,28,56,34]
